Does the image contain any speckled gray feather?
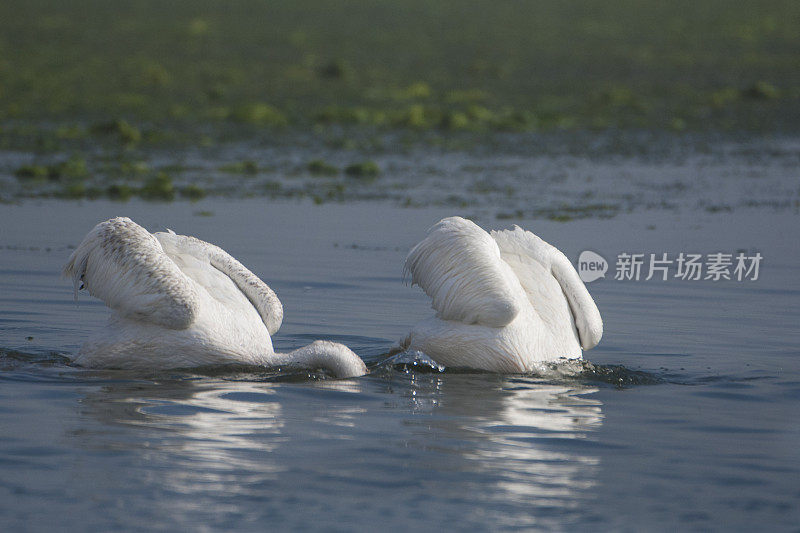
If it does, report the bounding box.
[64,217,199,329]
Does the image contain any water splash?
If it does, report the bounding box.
[379,350,446,373]
[376,350,663,388]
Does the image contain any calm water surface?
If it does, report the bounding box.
[1,196,798,531]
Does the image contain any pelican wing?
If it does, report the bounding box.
[404,217,522,327]
[154,232,283,336]
[491,227,603,349]
[64,217,199,330]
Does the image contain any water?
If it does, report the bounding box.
[1,178,799,529]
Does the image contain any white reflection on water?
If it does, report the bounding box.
[77,379,290,495]
[394,374,604,529]
[73,373,600,528]
[466,381,603,526]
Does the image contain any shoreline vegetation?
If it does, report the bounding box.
[1,0,798,206]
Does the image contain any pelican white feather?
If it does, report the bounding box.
[404,217,521,327]
[64,217,366,378]
[402,216,602,372]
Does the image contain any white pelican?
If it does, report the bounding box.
[400,216,602,372]
[64,217,367,378]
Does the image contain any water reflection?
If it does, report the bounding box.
[468,380,602,528]
[75,375,372,526]
[76,378,291,498]
[72,371,601,529]
[392,373,603,529]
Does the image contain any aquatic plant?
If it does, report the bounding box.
[0,0,797,133]
[139,172,175,201]
[14,164,49,181]
[441,111,471,131]
[307,159,339,176]
[314,106,383,126]
[219,160,258,174]
[742,81,780,100]
[180,184,207,201]
[317,59,352,80]
[119,160,150,175]
[392,104,438,129]
[56,184,84,199]
[231,103,287,126]
[48,154,88,181]
[395,82,431,100]
[532,203,621,222]
[90,119,141,146]
[106,184,134,202]
[262,181,282,193]
[54,124,86,140]
[187,17,210,37]
[140,62,170,88]
[344,161,380,179]
[14,155,88,182]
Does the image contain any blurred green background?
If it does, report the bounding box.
[1,0,799,132]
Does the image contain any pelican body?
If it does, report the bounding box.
[401,217,602,372]
[64,217,366,378]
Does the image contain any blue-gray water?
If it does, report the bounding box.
[1,193,799,529]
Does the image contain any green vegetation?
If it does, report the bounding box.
[497,203,621,222]
[106,183,135,201]
[58,183,102,200]
[49,154,89,180]
[219,160,259,174]
[14,155,88,181]
[344,161,381,179]
[14,165,49,181]
[307,159,338,176]
[180,184,207,200]
[742,81,781,100]
[1,0,799,209]
[231,103,288,126]
[139,172,175,201]
[90,119,142,146]
[0,0,797,133]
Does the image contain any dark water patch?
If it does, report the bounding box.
[708,475,767,488]
[0,348,72,370]
[685,424,779,435]
[0,268,57,276]
[690,390,773,402]
[2,446,68,459]
[690,374,780,385]
[180,364,350,383]
[630,351,693,358]
[719,460,799,475]
[573,361,665,388]
[0,315,38,322]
